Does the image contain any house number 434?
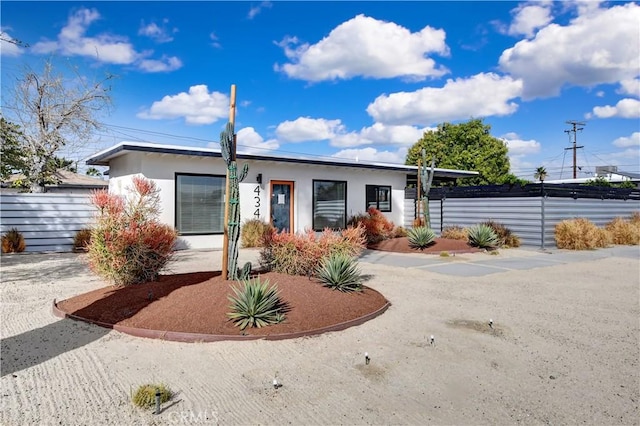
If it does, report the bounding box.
[253,185,260,217]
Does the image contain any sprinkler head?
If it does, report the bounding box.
[430,335,435,345]
[489,319,494,329]
[273,378,281,389]
[365,352,370,365]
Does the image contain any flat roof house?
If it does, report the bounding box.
[86,142,478,250]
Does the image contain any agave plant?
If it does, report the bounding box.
[467,224,499,249]
[227,277,285,330]
[316,253,363,292]
[407,226,436,250]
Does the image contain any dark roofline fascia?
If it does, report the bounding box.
[87,143,479,178]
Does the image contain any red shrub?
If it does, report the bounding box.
[348,207,395,244]
[87,177,177,286]
[259,224,366,276]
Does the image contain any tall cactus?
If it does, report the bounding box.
[420,148,435,229]
[220,122,249,281]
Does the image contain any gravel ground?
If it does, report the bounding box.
[1,247,639,425]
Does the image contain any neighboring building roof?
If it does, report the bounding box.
[2,169,108,190]
[85,141,479,179]
[544,174,640,184]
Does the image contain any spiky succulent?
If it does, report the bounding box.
[316,253,363,292]
[227,277,285,330]
[407,226,436,250]
[467,224,499,249]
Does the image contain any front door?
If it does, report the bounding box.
[270,181,294,233]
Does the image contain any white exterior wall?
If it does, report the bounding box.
[108,152,408,250]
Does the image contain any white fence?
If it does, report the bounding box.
[1,194,96,253]
[406,196,640,248]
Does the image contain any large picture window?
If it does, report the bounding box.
[176,173,226,234]
[313,180,347,231]
[366,185,392,212]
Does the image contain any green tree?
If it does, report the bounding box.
[0,116,26,181]
[86,167,102,177]
[534,166,548,182]
[406,119,511,186]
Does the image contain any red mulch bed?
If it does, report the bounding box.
[55,238,476,340]
[56,271,389,338]
[368,237,481,254]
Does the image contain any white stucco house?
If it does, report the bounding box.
[86,142,478,250]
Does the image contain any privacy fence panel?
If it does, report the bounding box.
[542,198,640,248]
[406,185,640,248]
[433,197,543,247]
[1,194,95,253]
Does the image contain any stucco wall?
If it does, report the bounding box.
[108,152,408,250]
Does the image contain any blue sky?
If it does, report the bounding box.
[1,1,639,180]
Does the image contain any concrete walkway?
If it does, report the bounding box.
[359,245,640,277]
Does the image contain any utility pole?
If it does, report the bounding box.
[564,120,585,179]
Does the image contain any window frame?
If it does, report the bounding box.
[366,184,392,212]
[175,172,226,236]
[312,179,347,231]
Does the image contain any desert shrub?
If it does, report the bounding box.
[73,228,92,251]
[132,383,173,409]
[605,217,640,245]
[241,219,275,248]
[260,224,366,276]
[441,226,468,241]
[316,253,363,292]
[393,226,408,238]
[407,226,436,250]
[1,228,26,253]
[227,277,285,330]
[630,211,640,225]
[87,177,178,286]
[481,220,521,248]
[554,218,610,250]
[467,224,499,249]
[348,207,394,244]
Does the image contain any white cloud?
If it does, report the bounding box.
[276,117,345,142]
[332,147,408,165]
[613,132,640,148]
[138,20,176,43]
[500,132,541,177]
[499,2,640,99]
[248,1,272,20]
[236,127,279,154]
[618,79,640,97]
[31,8,182,72]
[367,73,522,126]
[137,85,229,125]
[508,3,553,37]
[502,132,542,155]
[137,55,182,73]
[0,30,24,56]
[591,98,640,118]
[209,33,221,49]
[275,14,448,82]
[330,123,431,148]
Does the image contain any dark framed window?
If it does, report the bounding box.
[366,185,392,212]
[313,180,347,231]
[175,173,226,235]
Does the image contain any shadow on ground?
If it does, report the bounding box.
[1,253,91,282]
[1,319,109,377]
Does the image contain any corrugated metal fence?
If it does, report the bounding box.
[1,194,95,253]
[405,196,640,248]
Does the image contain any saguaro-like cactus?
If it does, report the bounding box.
[420,148,435,229]
[220,122,249,280]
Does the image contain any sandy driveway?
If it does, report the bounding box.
[1,247,639,425]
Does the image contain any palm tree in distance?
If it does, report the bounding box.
[534,166,548,183]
